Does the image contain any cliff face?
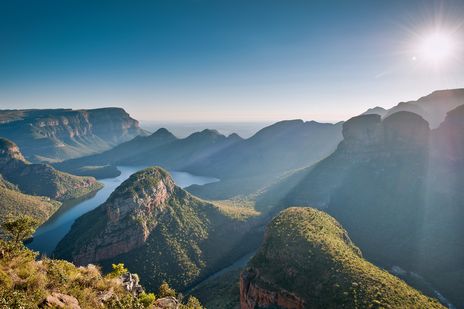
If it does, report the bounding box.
[363,88,464,128]
[0,108,146,162]
[240,208,444,309]
[0,137,101,201]
[257,108,464,307]
[71,168,178,264]
[240,269,305,309]
[55,167,259,291]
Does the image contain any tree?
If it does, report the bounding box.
[110,263,128,277]
[1,214,38,244]
[184,295,203,308]
[158,281,176,298]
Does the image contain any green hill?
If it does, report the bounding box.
[0,176,60,237]
[54,167,260,291]
[0,137,102,201]
[241,208,444,309]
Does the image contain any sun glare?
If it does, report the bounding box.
[416,32,456,65]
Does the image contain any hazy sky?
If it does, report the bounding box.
[1,0,463,122]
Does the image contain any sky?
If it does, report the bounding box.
[0,0,463,123]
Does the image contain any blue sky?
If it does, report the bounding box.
[0,0,463,122]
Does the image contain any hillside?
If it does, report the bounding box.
[0,108,147,162]
[362,88,464,128]
[0,176,60,237]
[241,207,444,309]
[0,137,102,201]
[186,120,343,199]
[55,128,240,178]
[54,167,261,291]
[256,108,464,307]
[0,238,203,308]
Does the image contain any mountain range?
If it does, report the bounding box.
[1,88,463,308]
[0,108,147,162]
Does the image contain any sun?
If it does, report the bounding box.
[416,32,456,65]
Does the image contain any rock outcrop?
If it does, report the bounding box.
[41,292,81,309]
[362,88,464,128]
[0,108,147,162]
[240,208,444,309]
[0,137,101,200]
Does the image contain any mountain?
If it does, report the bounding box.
[54,167,261,291]
[186,120,343,199]
[362,88,464,128]
[0,138,102,201]
[0,108,147,162]
[59,119,343,200]
[55,128,241,178]
[240,208,444,309]
[256,108,464,307]
[0,175,60,237]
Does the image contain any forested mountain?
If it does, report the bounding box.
[54,167,261,292]
[240,208,444,309]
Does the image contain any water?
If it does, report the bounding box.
[26,166,218,256]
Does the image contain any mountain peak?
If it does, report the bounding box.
[150,128,176,139]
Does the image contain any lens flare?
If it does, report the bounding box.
[417,32,456,65]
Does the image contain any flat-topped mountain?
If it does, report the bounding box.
[362,88,464,128]
[0,108,147,162]
[241,208,444,309]
[54,167,260,291]
[0,137,101,201]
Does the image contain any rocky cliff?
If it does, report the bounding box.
[361,88,464,128]
[0,108,147,162]
[240,208,444,309]
[256,108,464,307]
[0,137,101,201]
[55,167,260,291]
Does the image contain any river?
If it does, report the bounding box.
[26,166,218,256]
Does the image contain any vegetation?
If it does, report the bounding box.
[0,137,103,201]
[246,207,444,308]
[0,176,60,238]
[1,214,38,244]
[0,216,203,308]
[54,167,262,292]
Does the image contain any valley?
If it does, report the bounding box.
[0,89,463,308]
[27,166,219,255]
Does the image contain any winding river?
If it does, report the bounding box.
[26,166,218,256]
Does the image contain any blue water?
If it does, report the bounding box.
[26,166,218,256]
